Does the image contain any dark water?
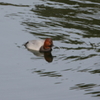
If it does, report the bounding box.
[0,0,100,100]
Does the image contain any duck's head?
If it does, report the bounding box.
[40,38,53,52]
[43,38,53,50]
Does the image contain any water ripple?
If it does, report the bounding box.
[0,2,30,7]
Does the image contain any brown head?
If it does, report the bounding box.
[43,38,53,50]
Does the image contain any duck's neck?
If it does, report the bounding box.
[39,46,52,52]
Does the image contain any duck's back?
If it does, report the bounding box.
[25,40,45,51]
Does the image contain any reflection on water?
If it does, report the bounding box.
[25,49,53,63]
[70,83,98,90]
[89,69,100,74]
[32,69,62,77]
[86,91,100,97]
[44,52,53,62]
[0,2,29,7]
[70,83,100,97]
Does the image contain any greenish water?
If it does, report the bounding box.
[0,0,100,100]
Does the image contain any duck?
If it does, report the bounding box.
[24,38,53,52]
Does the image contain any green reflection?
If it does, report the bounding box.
[30,0,100,38]
[70,83,100,97]
[89,69,100,74]
[70,83,97,90]
[32,69,62,77]
[0,2,29,7]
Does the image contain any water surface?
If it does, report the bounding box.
[0,0,100,100]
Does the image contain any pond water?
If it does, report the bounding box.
[0,0,100,100]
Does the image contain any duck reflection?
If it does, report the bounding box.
[44,52,53,62]
[27,49,53,63]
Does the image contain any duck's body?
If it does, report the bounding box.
[24,38,53,52]
[25,40,44,51]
